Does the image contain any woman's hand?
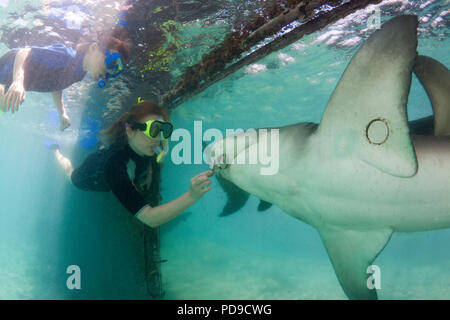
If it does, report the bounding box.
[2,81,26,113]
[138,170,213,228]
[188,170,213,200]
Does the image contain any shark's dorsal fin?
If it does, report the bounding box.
[316,15,419,177]
[414,55,450,137]
[318,226,393,300]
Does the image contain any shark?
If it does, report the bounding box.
[207,15,450,299]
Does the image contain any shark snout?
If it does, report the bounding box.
[207,131,258,172]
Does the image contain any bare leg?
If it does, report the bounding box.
[0,84,5,111]
[54,149,74,181]
[51,91,71,131]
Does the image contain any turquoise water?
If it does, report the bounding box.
[0,0,449,299]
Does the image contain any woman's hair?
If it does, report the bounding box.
[77,29,132,63]
[101,101,170,146]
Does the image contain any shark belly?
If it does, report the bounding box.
[217,131,450,232]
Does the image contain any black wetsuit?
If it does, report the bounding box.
[0,44,86,92]
[71,143,161,215]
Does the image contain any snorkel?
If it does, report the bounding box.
[153,140,169,164]
[142,119,172,164]
[98,51,125,88]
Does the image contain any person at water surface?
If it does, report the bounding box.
[51,101,213,228]
[0,32,130,130]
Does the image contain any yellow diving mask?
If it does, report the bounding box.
[130,120,173,163]
[131,120,173,140]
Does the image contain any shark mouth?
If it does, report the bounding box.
[210,158,230,176]
[207,134,257,176]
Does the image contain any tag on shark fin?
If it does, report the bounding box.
[414,55,450,137]
[318,226,393,300]
[316,15,419,177]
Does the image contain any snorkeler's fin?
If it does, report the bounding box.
[79,115,101,150]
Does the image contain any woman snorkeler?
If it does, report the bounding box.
[51,101,213,227]
[0,31,130,131]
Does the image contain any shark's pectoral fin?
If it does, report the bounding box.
[316,15,419,178]
[257,200,273,211]
[202,141,250,217]
[318,226,393,300]
[413,55,450,137]
[217,174,251,217]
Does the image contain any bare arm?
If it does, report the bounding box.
[136,170,213,228]
[12,48,31,83]
[137,192,199,227]
[51,91,71,131]
[2,48,31,112]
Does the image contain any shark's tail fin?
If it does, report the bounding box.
[414,55,450,136]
